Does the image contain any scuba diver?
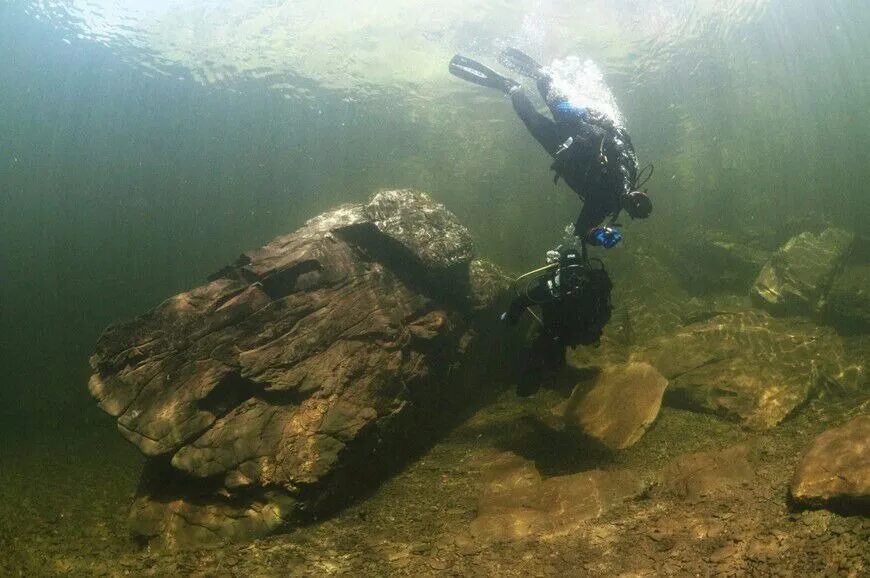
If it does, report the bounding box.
[502,245,613,396]
[449,48,653,250]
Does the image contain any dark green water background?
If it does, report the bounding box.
[1,0,868,438]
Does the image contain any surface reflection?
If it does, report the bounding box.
[24,0,769,99]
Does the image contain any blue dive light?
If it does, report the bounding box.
[588,227,622,249]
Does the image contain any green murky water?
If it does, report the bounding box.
[1,1,868,575]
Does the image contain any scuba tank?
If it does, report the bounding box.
[550,129,610,189]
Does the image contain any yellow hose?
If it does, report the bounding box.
[512,262,558,290]
[511,262,558,328]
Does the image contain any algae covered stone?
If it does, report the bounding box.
[790,414,870,513]
[751,228,853,315]
[633,310,864,429]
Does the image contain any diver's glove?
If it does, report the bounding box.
[586,226,623,249]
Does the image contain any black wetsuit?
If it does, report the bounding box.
[507,250,613,395]
[510,76,638,235]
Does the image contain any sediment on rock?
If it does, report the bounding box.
[467,452,645,543]
[751,228,854,316]
[656,443,757,502]
[790,414,870,514]
[559,362,668,450]
[632,310,865,429]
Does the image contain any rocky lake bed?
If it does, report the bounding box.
[3,191,867,576]
[3,387,867,576]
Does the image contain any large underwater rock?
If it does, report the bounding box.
[632,310,865,429]
[559,362,668,450]
[751,228,854,316]
[88,189,510,548]
[790,414,870,513]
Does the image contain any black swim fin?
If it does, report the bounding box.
[498,47,544,80]
[448,54,519,94]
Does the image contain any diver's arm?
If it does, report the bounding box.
[504,294,533,324]
[575,201,608,236]
[511,88,563,156]
[504,278,552,324]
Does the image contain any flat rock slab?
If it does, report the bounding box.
[790,414,870,513]
[633,310,865,429]
[561,362,668,450]
[468,453,644,543]
[751,228,853,316]
[88,189,509,548]
[656,443,756,502]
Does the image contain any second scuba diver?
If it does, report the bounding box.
[449,48,653,250]
[503,245,613,396]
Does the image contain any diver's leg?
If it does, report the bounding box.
[511,89,562,155]
[540,74,586,122]
[536,75,556,104]
[553,340,567,370]
[517,331,548,397]
[450,52,561,153]
[499,48,585,120]
[498,48,567,124]
[519,332,565,395]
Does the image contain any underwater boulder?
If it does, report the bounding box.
[88,189,511,548]
[751,228,854,316]
[559,362,668,450]
[790,414,870,513]
[633,310,865,429]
